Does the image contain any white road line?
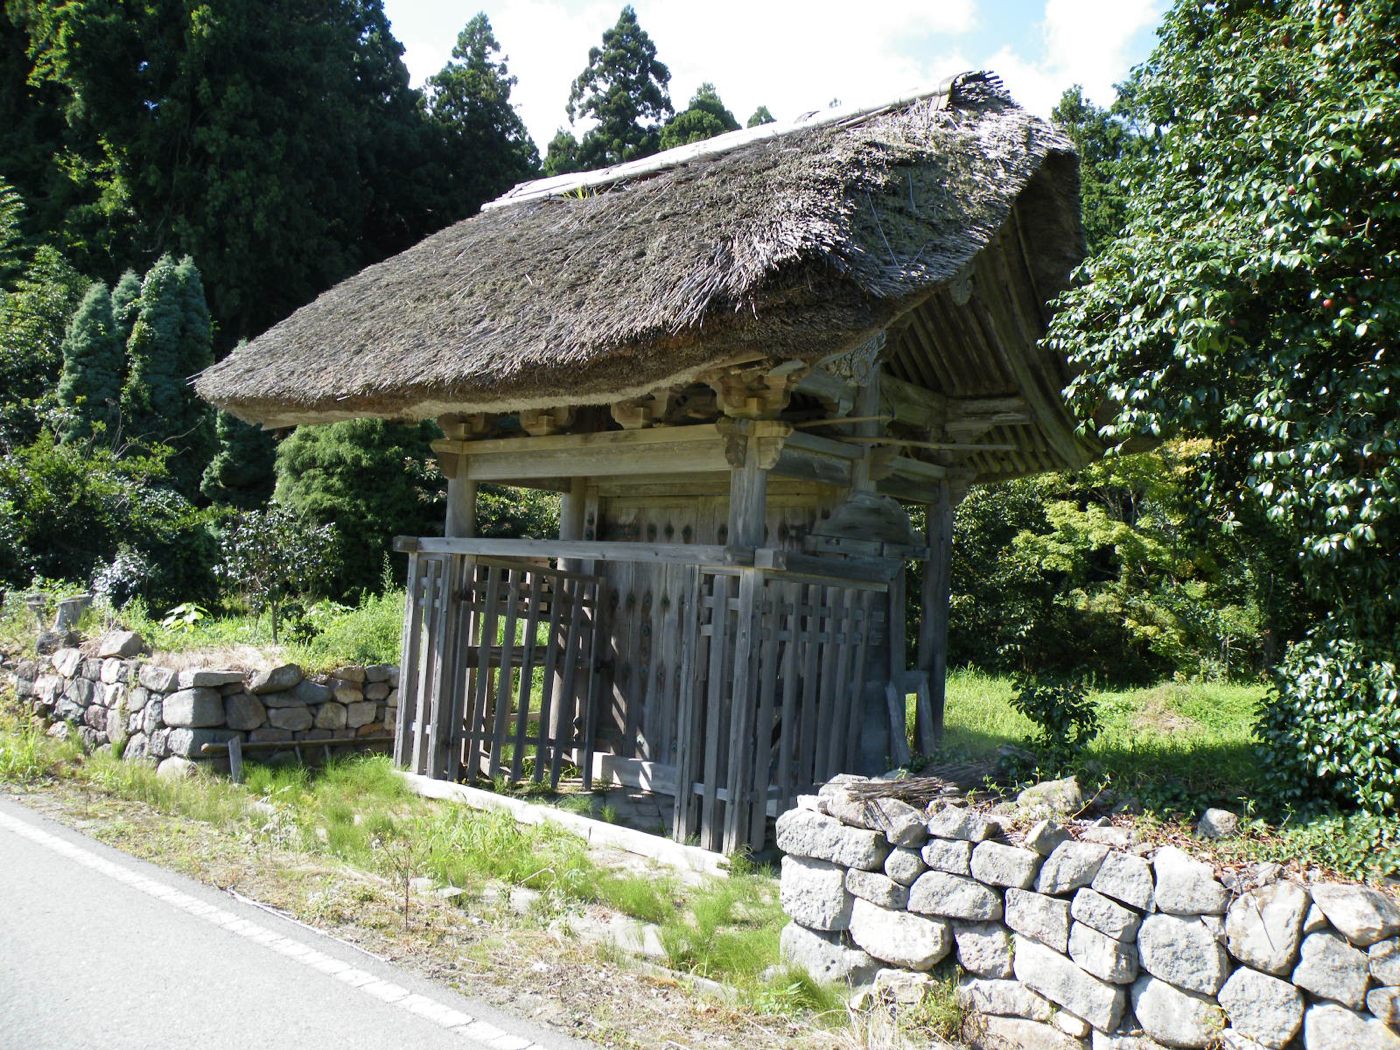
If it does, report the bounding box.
[0,807,552,1050]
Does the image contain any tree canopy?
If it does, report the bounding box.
[563,6,672,169]
[425,13,540,211]
[1048,0,1400,811]
[660,82,739,149]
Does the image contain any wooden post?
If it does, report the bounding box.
[916,479,955,752]
[438,451,476,779]
[444,455,478,540]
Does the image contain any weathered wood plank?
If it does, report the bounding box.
[393,552,424,767]
[509,568,544,781]
[398,536,744,566]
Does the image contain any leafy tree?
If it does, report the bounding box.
[274,419,444,597]
[660,83,739,149]
[1047,0,1400,811]
[425,13,539,212]
[0,176,25,283]
[15,0,447,342]
[1050,86,1138,256]
[564,6,672,169]
[0,244,85,449]
[200,409,277,509]
[110,269,141,343]
[120,254,215,496]
[542,129,583,176]
[746,105,775,128]
[0,430,217,606]
[216,505,337,642]
[55,280,123,441]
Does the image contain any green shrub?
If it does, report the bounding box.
[1257,631,1400,812]
[216,505,338,642]
[1009,675,1102,772]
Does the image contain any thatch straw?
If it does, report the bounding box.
[196,73,1080,428]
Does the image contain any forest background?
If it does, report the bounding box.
[0,1,1394,817]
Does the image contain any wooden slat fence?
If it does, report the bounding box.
[672,569,885,853]
[394,553,602,788]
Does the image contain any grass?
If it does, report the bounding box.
[928,668,1267,814]
[0,699,790,996]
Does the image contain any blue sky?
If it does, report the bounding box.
[382,0,1165,152]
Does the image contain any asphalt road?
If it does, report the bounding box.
[0,796,594,1050]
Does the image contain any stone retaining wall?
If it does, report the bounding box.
[10,632,399,777]
[777,776,1400,1050]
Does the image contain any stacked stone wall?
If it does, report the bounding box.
[778,776,1400,1050]
[9,633,399,777]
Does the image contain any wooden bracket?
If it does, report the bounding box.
[438,413,492,441]
[703,361,805,419]
[519,405,576,437]
[610,392,672,430]
[717,418,791,469]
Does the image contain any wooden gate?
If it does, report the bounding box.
[673,568,886,853]
[394,553,602,787]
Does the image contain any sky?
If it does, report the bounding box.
[382,0,1165,153]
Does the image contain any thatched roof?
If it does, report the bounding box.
[196,73,1085,439]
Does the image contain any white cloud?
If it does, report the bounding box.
[996,0,1160,114]
[388,0,1158,152]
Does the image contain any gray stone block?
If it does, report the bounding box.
[138,664,178,692]
[926,804,995,842]
[1310,881,1400,947]
[907,870,1002,922]
[1196,808,1239,839]
[1371,937,1400,984]
[1225,881,1309,975]
[1367,986,1400,1028]
[1152,846,1228,915]
[1073,887,1141,941]
[954,922,1013,979]
[248,664,303,694]
[847,898,950,970]
[315,702,348,730]
[846,868,909,910]
[52,648,83,677]
[345,701,379,729]
[971,841,1041,889]
[1292,929,1370,1008]
[975,1015,1085,1050]
[165,727,239,758]
[365,664,393,683]
[156,756,199,780]
[922,837,974,875]
[162,687,225,728]
[267,705,314,732]
[774,808,890,870]
[364,682,392,701]
[224,693,267,731]
[177,669,244,688]
[96,630,145,658]
[1025,819,1072,856]
[1013,935,1126,1033]
[1006,888,1073,953]
[1302,1002,1400,1050]
[1037,841,1110,895]
[780,855,852,931]
[885,846,926,886]
[1218,967,1303,1050]
[956,976,1052,1021]
[778,923,879,986]
[1130,975,1225,1049]
[1069,921,1139,984]
[1138,913,1230,996]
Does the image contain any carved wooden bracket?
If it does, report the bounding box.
[438,413,492,441]
[702,361,805,419]
[717,418,791,470]
[520,405,576,436]
[610,392,673,430]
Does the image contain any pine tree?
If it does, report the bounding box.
[55,281,123,442]
[110,269,141,344]
[201,408,277,509]
[542,130,583,176]
[120,254,214,495]
[660,83,739,149]
[426,13,539,212]
[746,105,775,128]
[0,245,86,450]
[565,6,672,169]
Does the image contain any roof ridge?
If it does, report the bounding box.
[482,71,1002,213]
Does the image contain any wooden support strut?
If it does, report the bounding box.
[915,479,958,753]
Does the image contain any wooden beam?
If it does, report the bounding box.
[395,536,749,567]
[915,480,955,752]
